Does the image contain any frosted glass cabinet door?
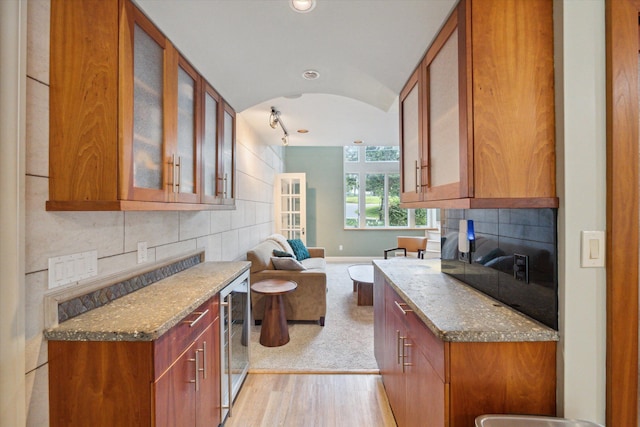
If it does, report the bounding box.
[274,173,307,244]
[428,28,460,188]
[202,86,219,203]
[400,69,422,203]
[174,59,199,203]
[133,23,164,192]
[221,104,235,201]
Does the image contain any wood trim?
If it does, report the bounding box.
[45,199,236,211]
[400,196,558,210]
[605,1,640,425]
[459,0,472,198]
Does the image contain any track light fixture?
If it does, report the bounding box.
[269,106,289,146]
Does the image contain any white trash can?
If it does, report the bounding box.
[475,415,604,427]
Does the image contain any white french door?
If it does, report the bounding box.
[274,173,307,244]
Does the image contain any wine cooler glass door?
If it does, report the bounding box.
[220,271,250,422]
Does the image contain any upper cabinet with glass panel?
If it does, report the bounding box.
[398,0,557,209]
[47,0,235,211]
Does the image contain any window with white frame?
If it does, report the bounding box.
[344,146,439,229]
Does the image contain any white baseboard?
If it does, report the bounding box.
[325,256,382,263]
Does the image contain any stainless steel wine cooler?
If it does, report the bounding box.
[219,269,250,423]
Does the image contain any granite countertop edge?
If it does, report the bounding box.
[44,261,251,342]
[373,258,559,343]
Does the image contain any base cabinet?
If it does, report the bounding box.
[374,268,556,426]
[48,296,221,427]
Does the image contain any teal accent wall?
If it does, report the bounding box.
[285,146,426,257]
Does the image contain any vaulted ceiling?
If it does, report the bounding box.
[135,0,457,146]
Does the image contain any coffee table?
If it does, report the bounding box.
[348,264,374,306]
[251,279,297,347]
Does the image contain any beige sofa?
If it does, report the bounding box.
[246,234,327,326]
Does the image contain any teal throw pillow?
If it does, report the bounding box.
[273,249,295,258]
[287,239,310,261]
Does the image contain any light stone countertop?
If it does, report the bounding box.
[373,258,559,343]
[44,261,250,342]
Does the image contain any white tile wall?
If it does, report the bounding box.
[26,176,125,273]
[26,0,49,85]
[24,1,284,423]
[25,78,48,176]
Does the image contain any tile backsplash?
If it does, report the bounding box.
[441,208,558,329]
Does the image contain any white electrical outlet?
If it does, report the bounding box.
[137,242,148,264]
[339,245,343,251]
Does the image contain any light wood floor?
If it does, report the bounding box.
[224,373,397,427]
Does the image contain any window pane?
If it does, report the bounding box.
[414,208,427,227]
[365,146,399,162]
[389,174,407,226]
[345,173,359,227]
[344,146,359,162]
[365,174,385,227]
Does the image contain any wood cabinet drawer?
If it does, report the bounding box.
[154,297,216,378]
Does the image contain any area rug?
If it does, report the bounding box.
[249,261,378,373]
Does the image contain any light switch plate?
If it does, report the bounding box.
[48,250,98,289]
[581,230,605,268]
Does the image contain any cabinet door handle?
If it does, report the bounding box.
[223,173,228,198]
[415,160,420,193]
[170,154,177,193]
[185,309,209,327]
[394,300,413,315]
[188,350,200,391]
[175,155,182,191]
[402,338,412,373]
[396,330,402,365]
[199,341,207,379]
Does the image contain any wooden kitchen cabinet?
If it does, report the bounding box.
[48,0,235,211]
[381,283,446,427]
[399,0,557,209]
[48,296,221,427]
[374,271,556,427]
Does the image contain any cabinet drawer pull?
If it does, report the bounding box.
[186,309,209,327]
[402,339,412,373]
[394,300,413,315]
[188,350,200,391]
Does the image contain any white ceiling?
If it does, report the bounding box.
[134,0,457,147]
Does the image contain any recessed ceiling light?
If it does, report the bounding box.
[290,0,316,13]
[297,129,309,134]
[354,140,363,144]
[302,69,320,80]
